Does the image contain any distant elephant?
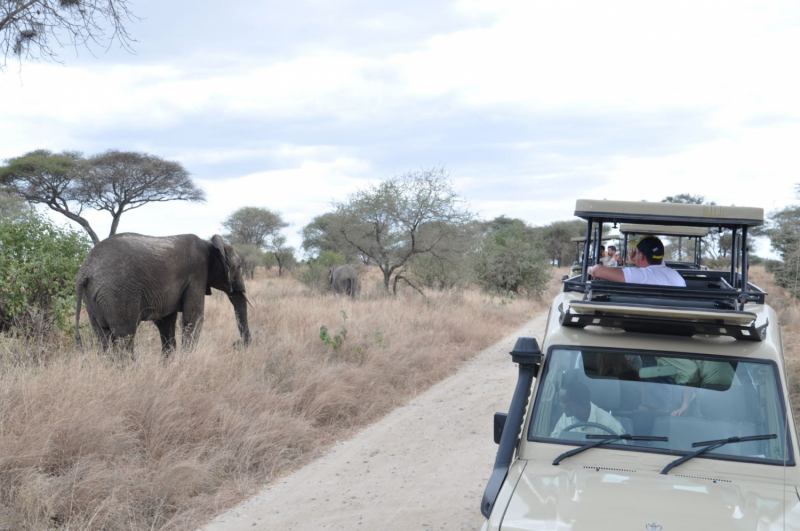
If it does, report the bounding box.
[75,233,251,354]
[329,265,358,299]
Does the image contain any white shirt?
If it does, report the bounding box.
[550,402,625,438]
[622,264,686,287]
[601,256,618,267]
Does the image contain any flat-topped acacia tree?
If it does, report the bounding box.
[0,149,205,245]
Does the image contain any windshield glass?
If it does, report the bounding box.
[529,348,789,463]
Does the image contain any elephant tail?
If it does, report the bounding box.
[350,275,358,299]
[75,275,87,350]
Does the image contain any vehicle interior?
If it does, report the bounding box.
[530,348,789,463]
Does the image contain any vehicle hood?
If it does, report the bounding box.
[500,461,800,531]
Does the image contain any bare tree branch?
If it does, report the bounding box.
[0,0,137,68]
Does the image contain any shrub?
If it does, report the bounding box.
[294,251,346,292]
[408,251,474,290]
[475,224,550,296]
[0,214,91,335]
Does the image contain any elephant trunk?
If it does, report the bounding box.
[229,291,251,345]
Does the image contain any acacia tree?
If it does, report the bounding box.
[222,206,295,275]
[301,212,366,263]
[222,206,288,248]
[0,149,205,245]
[334,168,473,293]
[269,235,296,276]
[0,0,136,66]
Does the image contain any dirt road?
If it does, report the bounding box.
[203,310,548,531]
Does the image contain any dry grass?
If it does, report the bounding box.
[0,267,566,530]
[749,265,800,427]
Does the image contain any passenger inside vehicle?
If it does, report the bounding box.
[550,381,625,438]
[588,236,686,287]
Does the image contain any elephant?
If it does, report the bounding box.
[329,265,358,299]
[75,233,251,354]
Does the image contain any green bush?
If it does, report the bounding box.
[475,224,550,296]
[0,214,91,334]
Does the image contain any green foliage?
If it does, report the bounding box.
[317,250,346,267]
[222,206,288,249]
[0,188,32,220]
[0,214,91,334]
[533,219,586,267]
[475,223,551,296]
[761,205,800,297]
[319,312,348,351]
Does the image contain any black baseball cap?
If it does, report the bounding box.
[636,236,665,261]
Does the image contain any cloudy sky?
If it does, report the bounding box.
[1,0,798,255]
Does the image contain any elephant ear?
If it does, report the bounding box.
[209,235,233,294]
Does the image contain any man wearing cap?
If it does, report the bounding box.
[588,236,686,287]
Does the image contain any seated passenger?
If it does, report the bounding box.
[588,236,686,287]
[657,357,736,416]
[550,382,625,437]
[602,245,619,267]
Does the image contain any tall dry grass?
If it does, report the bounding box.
[0,267,566,530]
[749,265,800,427]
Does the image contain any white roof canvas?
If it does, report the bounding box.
[575,199,763,226]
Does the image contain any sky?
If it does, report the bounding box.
[1,0,798,256]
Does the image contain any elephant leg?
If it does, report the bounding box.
[154,313,178,355]
[180,290,205,351]
[88,314,111,351]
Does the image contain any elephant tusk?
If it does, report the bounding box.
[243,291,255,309]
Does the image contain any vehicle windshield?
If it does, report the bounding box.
[529,348,790,464]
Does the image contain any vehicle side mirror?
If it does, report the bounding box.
[494,412,508,444]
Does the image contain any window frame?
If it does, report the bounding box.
[527,344,796,468]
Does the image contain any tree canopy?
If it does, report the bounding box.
[333,167,473,292]
[222,206,288,249]
[0,149,205,245]
[0,0,136,66]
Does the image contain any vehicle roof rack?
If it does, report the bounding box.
[569,200,765,301]
[619,224,709,238]
[570,236,615,243]
[558,300,768,342]
[575,199,763,227]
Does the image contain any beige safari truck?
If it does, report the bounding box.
[481,199,800,530]
[620,223,710,270]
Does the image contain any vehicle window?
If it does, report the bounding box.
[529,349,789,463]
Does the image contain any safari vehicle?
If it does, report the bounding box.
[481,199,800,530]
[620,223,709,270]
[569,235,616,278]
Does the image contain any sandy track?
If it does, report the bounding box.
[204,310,548,531]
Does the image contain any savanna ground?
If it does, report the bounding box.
[0,266,566,531]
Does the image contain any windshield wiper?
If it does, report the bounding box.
[553,434,668,466]
[661,434,777,475]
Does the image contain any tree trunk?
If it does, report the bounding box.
[393,274,425,297]
[109,211,124,237]
[49,206,101,246]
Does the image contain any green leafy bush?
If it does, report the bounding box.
[295,251,346,292]
[475,224,550,296]
[0,214,91,334]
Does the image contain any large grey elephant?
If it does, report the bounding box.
[329,265,358,299]
[75,233,251,354]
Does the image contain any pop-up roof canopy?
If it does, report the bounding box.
[569,199,765,309]
[575,199,763,228]
[570,236,615,243]
[619,224,709,238]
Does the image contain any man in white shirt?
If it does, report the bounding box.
[601,245,618,267]
[588,236,686,287]
[550,382,625,438]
